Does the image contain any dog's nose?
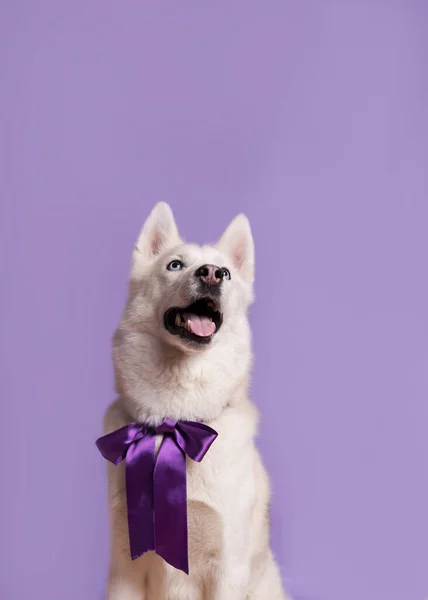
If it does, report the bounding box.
[195,264,224,286]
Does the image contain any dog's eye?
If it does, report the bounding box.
[167,260,184,271]
[222,268,231,280]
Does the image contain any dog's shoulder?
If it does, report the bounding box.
[103,398,131,434]
[214,397,259,438]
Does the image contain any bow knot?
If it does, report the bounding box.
[96,419,217,573]
[155,418,177,435]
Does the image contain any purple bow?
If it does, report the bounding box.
[96,418,217,574]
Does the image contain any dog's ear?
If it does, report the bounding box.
[131,202,181,278]
[217,214,254,283]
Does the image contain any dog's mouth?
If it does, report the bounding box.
[164,298,223,345]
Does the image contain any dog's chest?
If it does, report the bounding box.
[150,402,258,530]
[152,430,255,508]
[187,421,256,519]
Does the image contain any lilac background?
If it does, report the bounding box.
[1,2,427,599]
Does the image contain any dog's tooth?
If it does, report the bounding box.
[175,313,181,327]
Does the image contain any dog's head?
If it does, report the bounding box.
[125,202,254,354]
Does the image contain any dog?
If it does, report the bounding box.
[102,202,289,599]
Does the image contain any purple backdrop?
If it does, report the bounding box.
[1,2,427,599]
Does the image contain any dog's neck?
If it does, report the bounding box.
[113,328,252,426]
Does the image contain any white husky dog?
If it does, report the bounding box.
[102,202,289,599]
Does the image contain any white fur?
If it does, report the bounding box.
[103,203,290,599]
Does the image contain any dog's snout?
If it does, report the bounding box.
[195,264,224,286]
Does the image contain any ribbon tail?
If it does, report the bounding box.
[125,434,156,560]
[154,436,189,573]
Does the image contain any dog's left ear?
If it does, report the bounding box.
[217,214,255,283]
[131,202,181,279]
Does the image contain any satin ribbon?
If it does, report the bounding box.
[96,418,218,573]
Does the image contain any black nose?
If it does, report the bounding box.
[195,264,224,286]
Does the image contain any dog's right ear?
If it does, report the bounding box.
[217,214,255,284]
[131,202,181,279]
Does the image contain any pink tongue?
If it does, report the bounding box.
[182,312,216,337]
